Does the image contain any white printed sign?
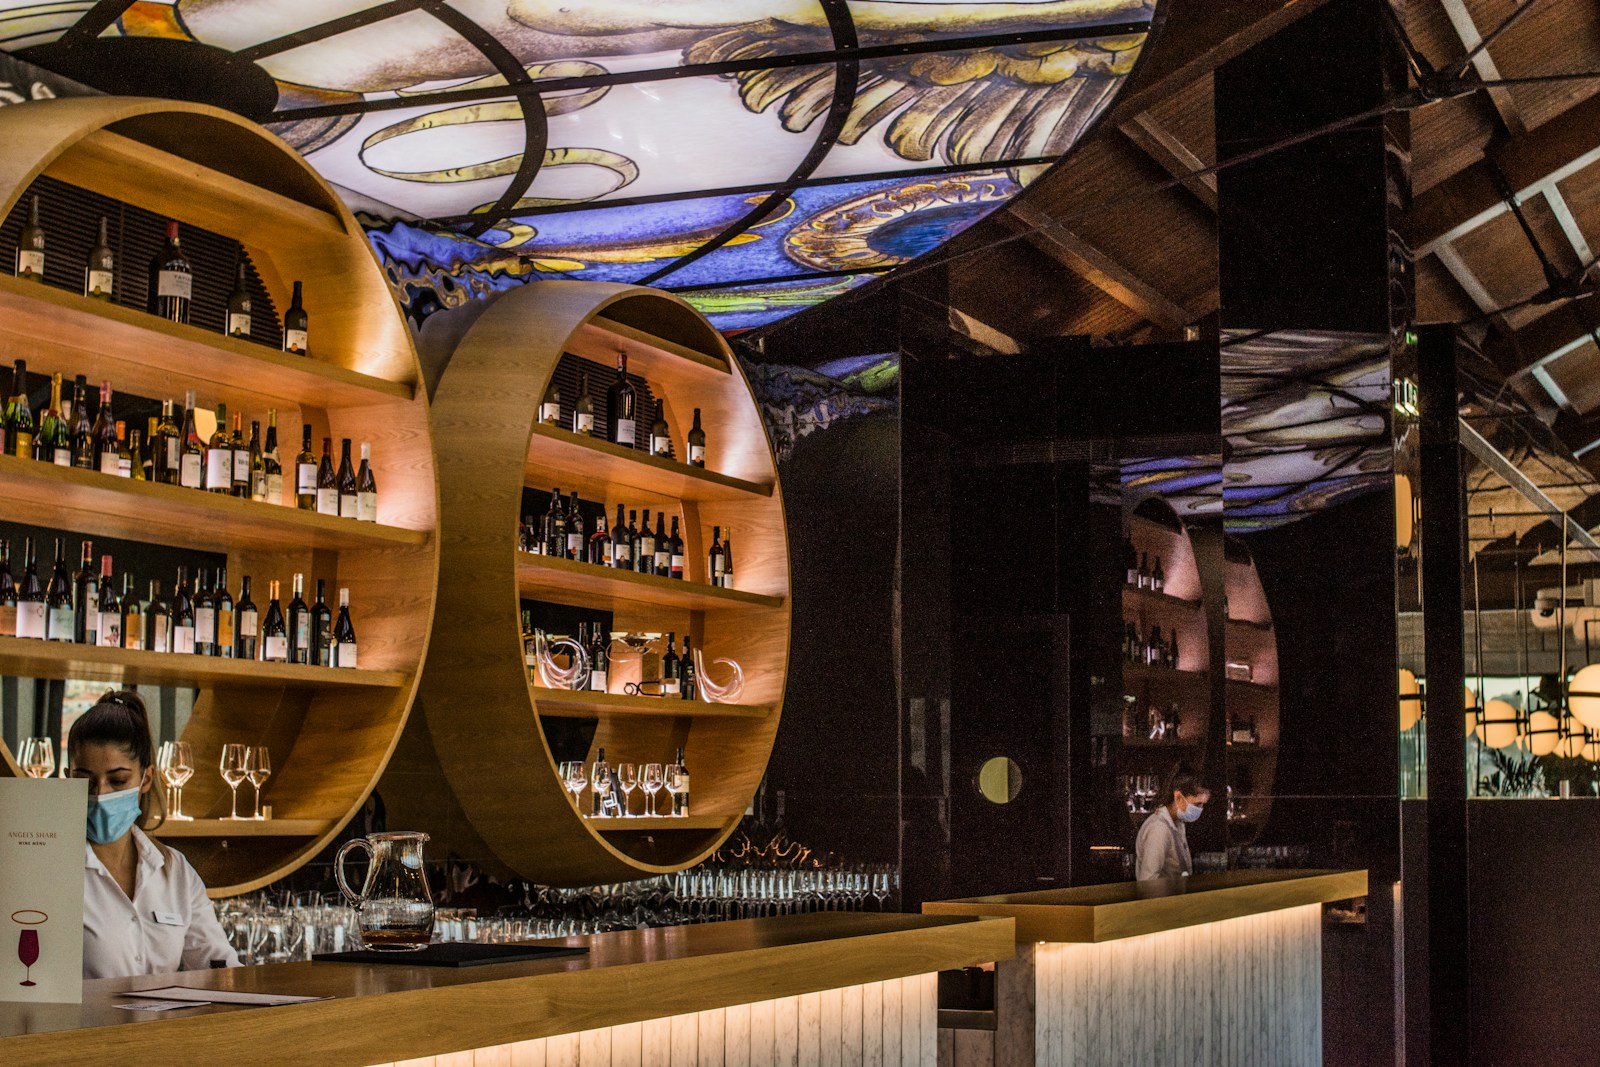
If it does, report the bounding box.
[1,778,86,1003]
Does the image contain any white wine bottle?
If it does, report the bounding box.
[356,441,378,521]
[283,280,308,355]
[15,194,43,282]
[85,216,114,300]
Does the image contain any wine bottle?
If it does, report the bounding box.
[333,587,357,668]
[708,525,726,588]
[1137,552,1150,590]
[226,261,252,337]
[687,408,706,467]
[91,382,118,475]
[120,574,142,650]
[668,516,684,580]
[295,424,317,509]
[152,398,180,484]
[587,627,609,691]
[680,635,696,700]
[283,280,308,355]
[608,351,636,446]
[95,556,120,648]
[541,375,561,426]
[204,402,232,493]
[670,746,689,816]
[68,375,92,469]
[85,216,114,300]
[45,537,72,642]
[229,412,249,497]
[520,609,536,670]
[661,632,681,696]
[264,409,283,504]
[179,389,204,489]
[588,508,611,567]
[628,509,643,570]
[14,536,44,639]
[193,567,214,656]
[214,565,234,660]
[170,566,195,654]
[565,490,585,561]
[337,438,358,518]
[129,426,147,481]
[0,539,14,637]
[261,578,287,662]
[356,441,378,521]
[544,488,566,558]
[652,513,669,576]
[309,578,333,667]
[236,575,258,660]
[316,436,338,515]
[723,530,734,588]
[574,371,594,435]
[148,221,192,324]
[14,194,43,282]
[115,421,132,477]
[1152,556,1165,594]
[38,372,66,465]
[287,572,310,664]
[637,509,655,576]
[248,420,266,501]
[518,515,536,555]
[1147,624,1162,668]
[1122,533,1138,586]
[612,504,632,570]
[650,399,670,457]
[7,359,33,459]
[71,539,94,644]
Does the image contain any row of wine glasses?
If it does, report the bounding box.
[560,759,684,817]
[16,736,270,821]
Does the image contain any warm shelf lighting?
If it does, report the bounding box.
[1479,699,1520,750]
[1398,668,1422,731]
[1568,663,1600,730]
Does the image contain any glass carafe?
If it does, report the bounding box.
[335,830,435,951]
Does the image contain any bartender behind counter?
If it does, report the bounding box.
[1134,766,1210,881]
[70,690,239,978]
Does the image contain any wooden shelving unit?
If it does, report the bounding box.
[421,281,790,886]
[1120,502,1211,750]
[0,99,439,896]
[1223,536,1281,842]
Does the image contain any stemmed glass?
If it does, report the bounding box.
[561,761,587,811]
[616,763,638,816]
[664,765,686,817]
[247,747,272,820]
[158,741,194,821]
[220,744,249,820]
[18,737,54,779]
[590,754,611,817]
[642,763,664,817]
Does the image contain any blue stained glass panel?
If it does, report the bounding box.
[678,274,880,332]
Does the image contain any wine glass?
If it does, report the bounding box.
[641,763,664,817]
[158,741,195,821]
[664,765,685,817]
[615,763,638,816]
[590,754,611,816]
[247,746,272,820]
[18,737,54,779]
[220,744,249,820]
[561,761,587,811]
[16,929,39,987]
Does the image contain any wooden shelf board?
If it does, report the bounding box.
[518,552,784,612]
[533,688,770,719]
[0,274,414,407]
[1123,585,1202,610]
[152,818,331,838]
[0,635,407,689]
[0,453,427,553]
[590,815,730,832]
[526,423,772,502]
[586,315,731,375]
[1226,679,1280,692]
[1227,617,1274,631]
[1123,664,1208,682]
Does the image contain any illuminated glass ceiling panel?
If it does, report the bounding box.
[0,0,1160,328]
[680,274,879,332]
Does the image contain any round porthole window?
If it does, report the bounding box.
[977,757,1023,804]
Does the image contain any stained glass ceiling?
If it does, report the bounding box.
[0,0,1159,330]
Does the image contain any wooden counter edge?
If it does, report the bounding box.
[2,917,1016,1067]
[923,870,1368,944]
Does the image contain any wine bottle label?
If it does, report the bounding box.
[0,605,12,635]
[205,449,229,489]
[150,616,169,651]
[252,471,268,501]
[84,607,100,641]
[567,533,583,557]
[294,615,311,652]
[652,435,670,455]
[232,451,250,483]
[337,641,358,669]
[266,472,283,503]
[165,438,179,468]
[297,464,317,494]
[53,447,70,467]
[216,608,234,653]
[86,269,113,297]
[662,678,680,695]
[180,452,203,488]
[16,250,43,278]
[98,613,121,648]
[264,634,287,661]
[655,550,670,571]
[689,444,705,465]
[575,413,594,434]
[615,545,632,565]
[317,487,339,515]
[118,457,131,477]
[47,604,74,641]
[12,431,31,456]
[99,452,121,476]
[357,491,378,522]
[284,328,307,354]
[615,418,636,445]
[194,607,215,646]
[239,610,258,637]
[157,270,192,299]
[123,615,142,650]
[589,669,607,692]
[228,312,251,337]
[173,624,195,654]
[671,554,685,575]
[712,557,726,576]
[541,402,560,424]
[340,492,358,518]
[16,601,45,639]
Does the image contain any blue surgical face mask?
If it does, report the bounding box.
[1177,802,1204,824]
[87,785,143,845]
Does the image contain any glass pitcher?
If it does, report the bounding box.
[335,830,434,951]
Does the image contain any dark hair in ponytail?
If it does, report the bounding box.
[1165,763,1208,805]
[68,689,166,830]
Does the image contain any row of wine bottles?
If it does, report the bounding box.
[1122,537,1167,593]
[518,489,736,587]
[12,198,311,348]
[522,616,700,700]
[584,746,689,817]
[1124,621,1181,670]
[1,360,379,519]
[542,352,707,465]
[0,536,358,667]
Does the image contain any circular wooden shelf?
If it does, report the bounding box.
[0,98,439,896]
[420,281,790,886]
[1223,535,1281,840]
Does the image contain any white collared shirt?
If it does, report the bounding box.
[1134,805,1192,881]
[83,827,240,979]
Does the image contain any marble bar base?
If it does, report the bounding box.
[372,972,937,1067]
[939,904,1322,1067]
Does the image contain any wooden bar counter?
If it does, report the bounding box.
[0,913,1015,1067]
[925,870,1367,1067]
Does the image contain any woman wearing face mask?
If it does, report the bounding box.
[1134,766,1210,881]
[71,690,238,978]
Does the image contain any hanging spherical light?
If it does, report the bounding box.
[1480,698,1521,749]
[1527,710,1562,757]
[1569,664,1600,730]
[1398,668,1423,731]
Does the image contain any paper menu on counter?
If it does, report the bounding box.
[0,778,87,1005]
[119,985,332,1007]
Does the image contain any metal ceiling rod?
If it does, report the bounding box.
[1458,417,1600,553]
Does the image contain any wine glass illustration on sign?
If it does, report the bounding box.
[12,910,46,987]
